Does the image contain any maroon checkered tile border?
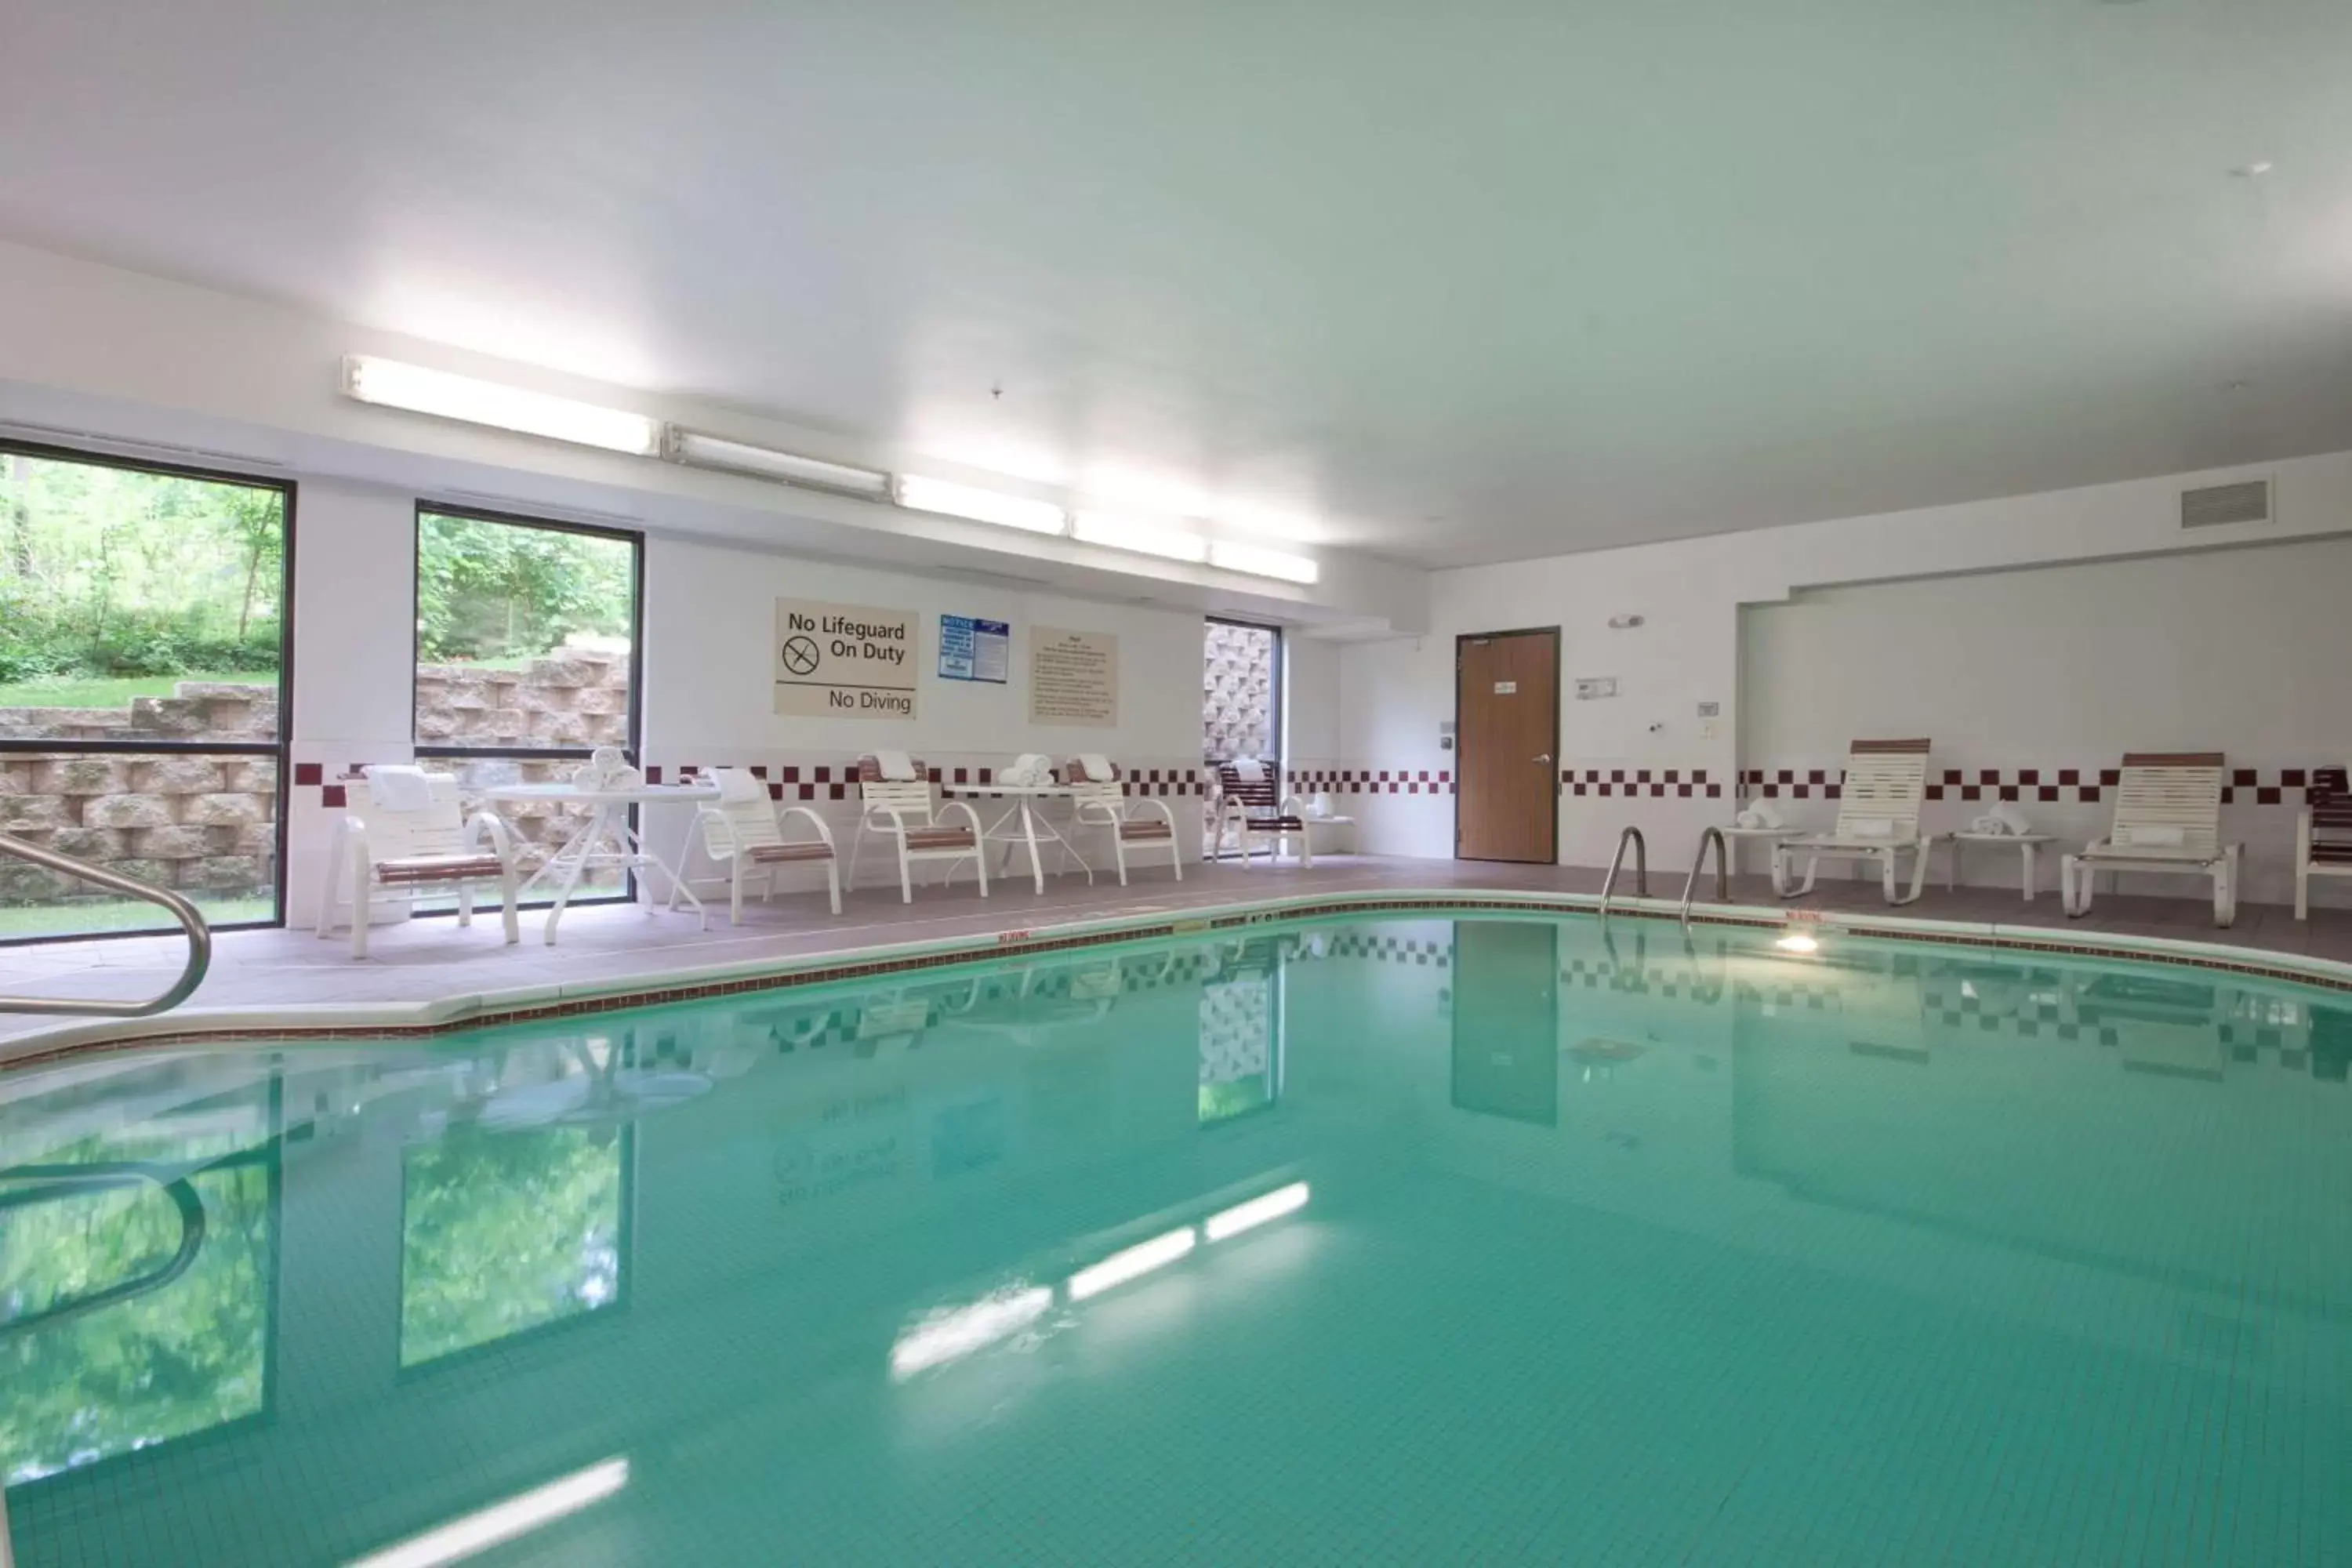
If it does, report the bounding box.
[1740,764,2339,805]
[1291,768,1457,796]
[290,760,1210,808]
[1560,768,1722,799]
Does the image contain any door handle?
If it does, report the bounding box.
[1534,753,1552,764]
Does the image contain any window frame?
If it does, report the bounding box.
[0,437,296,947]
[1204,615,1285,771]
[408,502,646,910]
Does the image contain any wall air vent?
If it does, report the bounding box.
[2180,479,2270,529]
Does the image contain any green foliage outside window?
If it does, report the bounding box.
[415,513,634,665]
[0,453,285,688]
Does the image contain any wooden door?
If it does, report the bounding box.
[1456,629,1559,862]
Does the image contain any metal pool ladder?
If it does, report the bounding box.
[1599,826,1648,920]
[1679,826,1730,929]
[0,831,212,1016]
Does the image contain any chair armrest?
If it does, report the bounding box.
[1279,793,1309,817]
[937,800,985,833]
[1132,797,1179,829]
[779,805,838,851]
[465,809,517,864]
[867,804,915,834]
[688,804,735,860]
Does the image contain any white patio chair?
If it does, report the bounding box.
[2296,768,2352,921]
[317,766,519,958]
[2063,753,2240,927]
[1213,758,1312,868]
[846,753,988,903]
[1067,754,1181,886]
[674,767,840,926]
[1770,739,1942,905]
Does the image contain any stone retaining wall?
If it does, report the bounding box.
[0,651,630,906]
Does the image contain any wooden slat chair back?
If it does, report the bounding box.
[1069,757,1182,885]
[848,756,987,903]
[2107,753,2225,858]
[2063,751,2239,926]
[1211,759,1311,869]
[317,768,519,958]
[677,768,840,924]
[2294,766,2352,921]
[1832,739,1933,841]
[1771,739,1940,905]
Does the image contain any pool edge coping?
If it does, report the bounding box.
[7,887,2351,1073]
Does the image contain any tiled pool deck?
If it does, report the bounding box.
[7,855,2352,1058]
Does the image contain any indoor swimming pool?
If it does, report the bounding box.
[3,912,2348,1565]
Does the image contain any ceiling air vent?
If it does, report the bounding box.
[2180,479,2270,529]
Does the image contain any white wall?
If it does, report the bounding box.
[1335,445,2352,905]
[1741,538,2352,903]
[273,493,1209,925]
[641,535,1209,897]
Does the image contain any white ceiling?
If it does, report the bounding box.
[4,0,2350,568]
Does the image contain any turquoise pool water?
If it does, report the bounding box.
[4,913,2350,1565]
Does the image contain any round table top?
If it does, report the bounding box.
[479,782,720,804]
[1951,830,2056,843]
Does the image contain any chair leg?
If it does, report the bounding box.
[731,862,746,927]
[456,881,474,928]
[2297,864,2311,921]
[317,826,343,941]
[349,843,373,960]
[1299,827,1313,869]
[1170,835,1183,882]
[898,844,913,905]
[974,841,989,898]
[846,825,866,891]
[825,858,842,916]
[499,868,520,945]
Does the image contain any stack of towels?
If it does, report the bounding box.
[1968,802,2034,836]
[1733,801,1785,829]
[999,753,1057,788]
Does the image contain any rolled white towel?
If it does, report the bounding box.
[1990,801,2032,836]
[873,750,918,782]
[1969,814,2009,836]
[1734,808,1766,829]
[1002,753,1054,787]
[1229,756,1265,783]
[1078,752,1115,783]
[1747,799,1785,829]
[363,764,436,814]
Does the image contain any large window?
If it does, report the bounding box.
[412,506,641,905]
[0,445,291,942]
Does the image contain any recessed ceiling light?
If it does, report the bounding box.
[2230,161,2275,178]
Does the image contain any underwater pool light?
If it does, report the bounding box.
[1774,931,1820,954]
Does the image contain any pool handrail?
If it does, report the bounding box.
[1680,826,1730,929]
[0,831,212,1015]
[1599,826,1648,920]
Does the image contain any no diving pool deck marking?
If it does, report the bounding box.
[8,889,2352,1073]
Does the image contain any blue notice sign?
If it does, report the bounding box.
[938,615,1011,683]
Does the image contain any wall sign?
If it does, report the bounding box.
[775,597,917,718]
[938,614,1011,684]
[1493,681,1518,695]
[1029,626,1119,727]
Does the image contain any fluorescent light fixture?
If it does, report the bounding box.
[340,356,660,456]
[665,428,891,498]
[347,1457,629,1568]
[1066,1226,1197,1301]
[1208,539,1319,585]
[892,474,1068,535]
[1774,931,1820,954]
[1072,512,1210,563]
[890,1287,1054,1379]
[1203,1181,1310,1242]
